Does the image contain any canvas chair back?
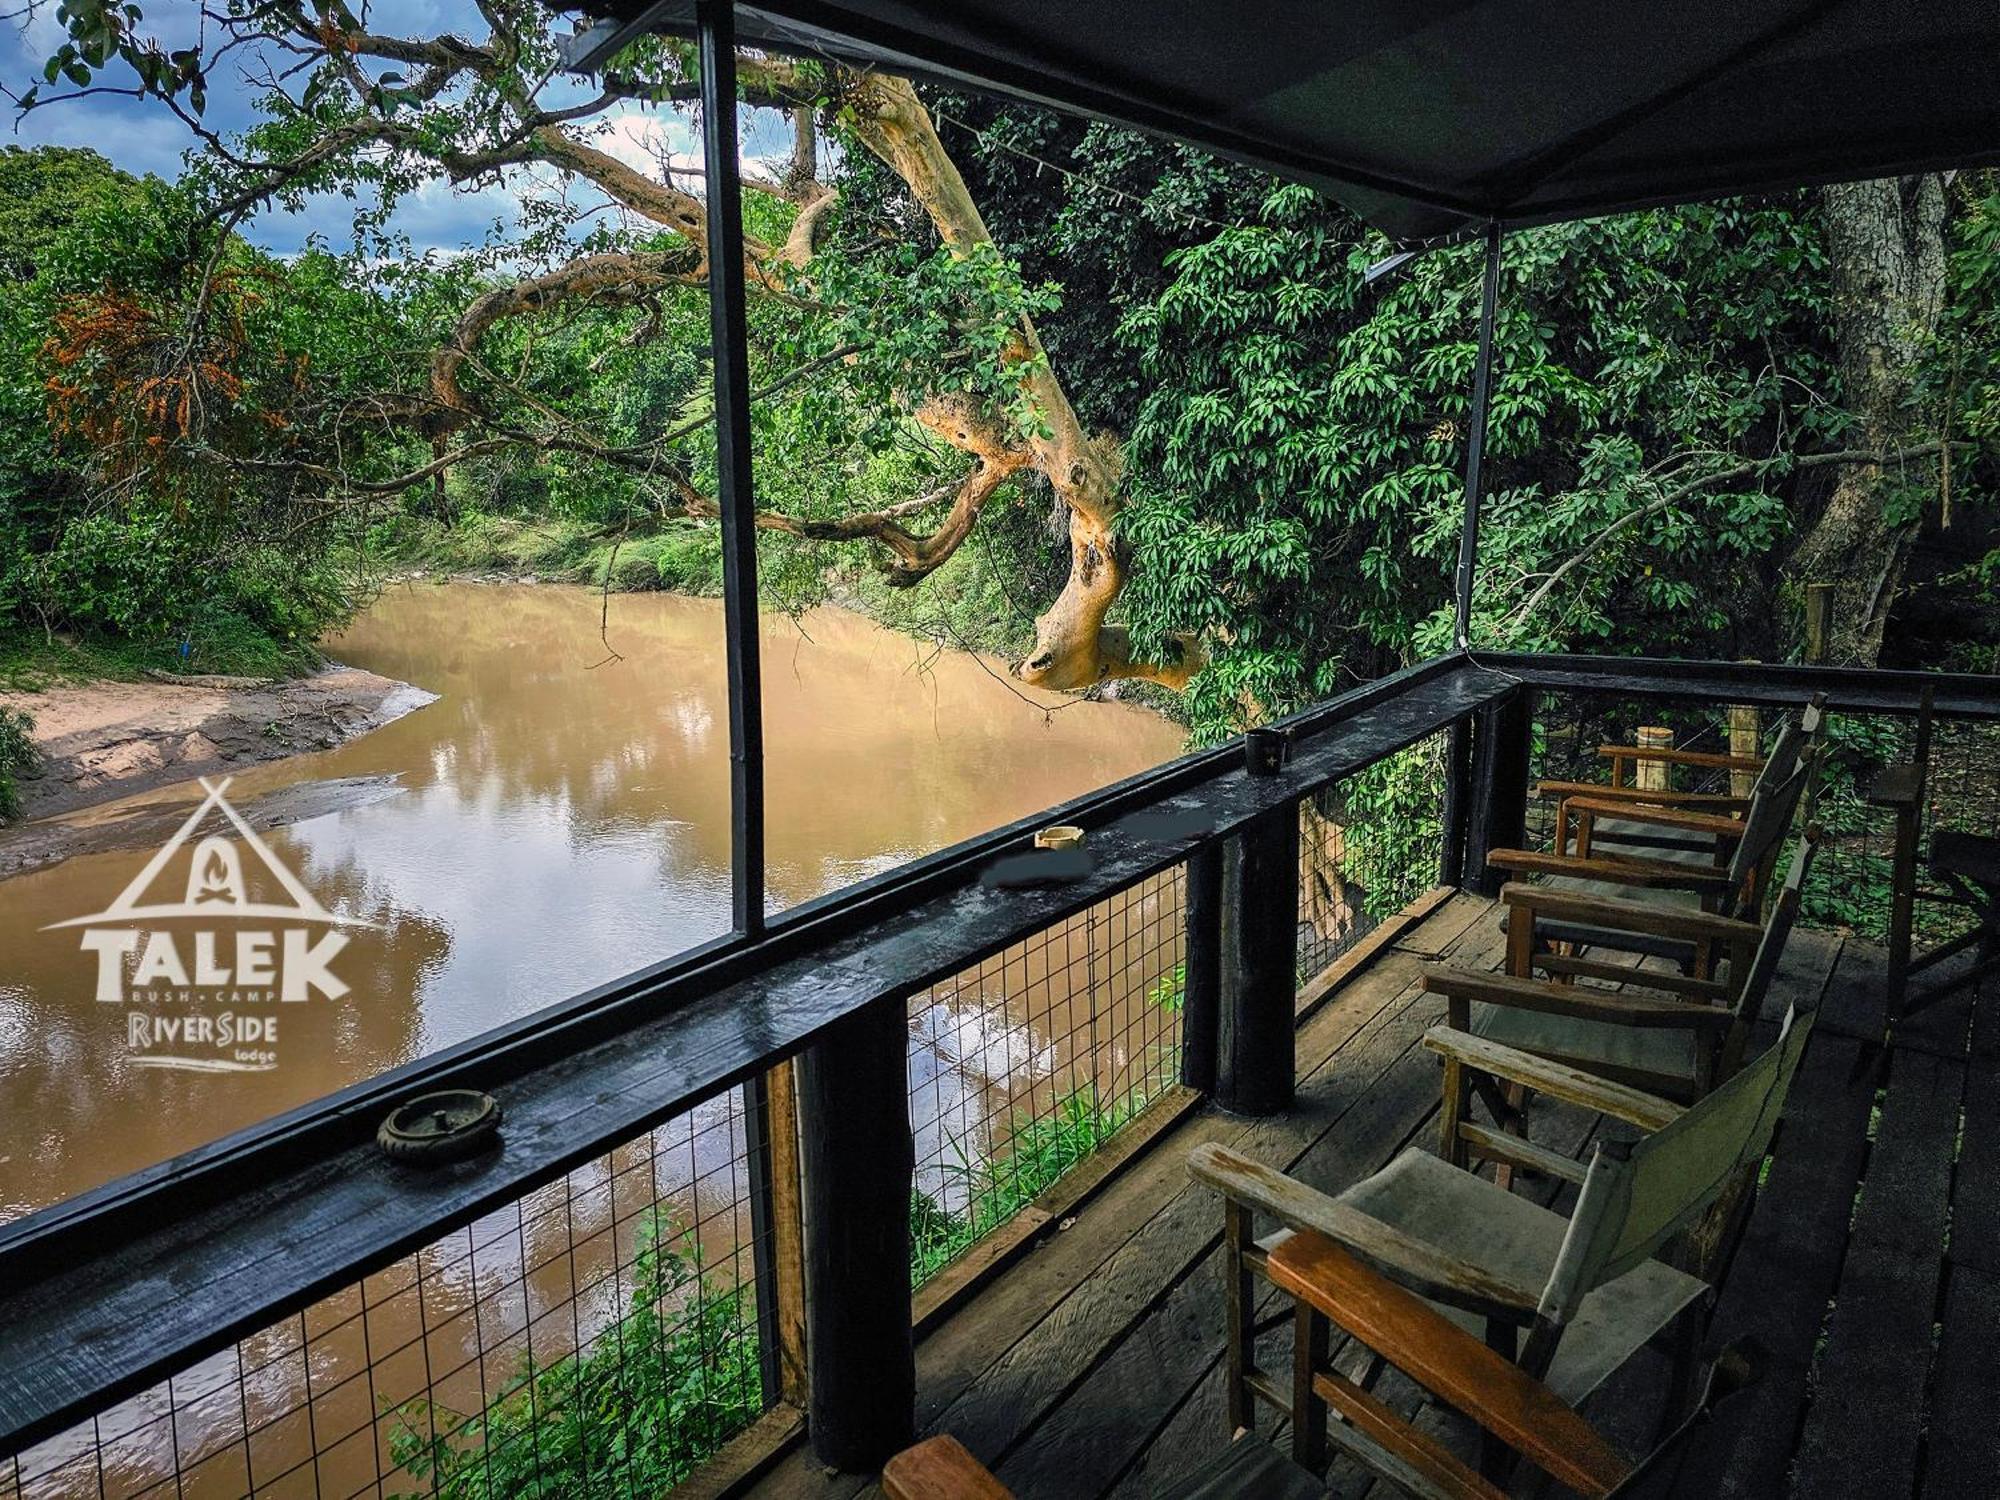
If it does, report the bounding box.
[1722,700,1824,903]
[1725,835,1817,1032]
[1534,999,1817,1327]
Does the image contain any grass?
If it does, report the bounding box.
[372,513,726,596]
[910,1087,1149,1287]
[387,1209,761,1500]
[0,619,318,689]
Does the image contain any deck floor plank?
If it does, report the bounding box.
[1788,1040,1961,1500]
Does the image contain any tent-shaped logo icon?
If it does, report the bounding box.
[44,777,378,931]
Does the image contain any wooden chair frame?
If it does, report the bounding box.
[1436,837,1813,1108]
[1192,1008,1816,1497]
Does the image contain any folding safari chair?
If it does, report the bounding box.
[1485,701,1821,980]
[1190,1002,1817,1494]
[1424,836,1815,1119]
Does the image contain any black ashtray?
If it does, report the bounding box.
[379,1089,503,1167]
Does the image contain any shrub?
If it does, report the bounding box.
[388,1211,761,1499]
[0,705,34,821]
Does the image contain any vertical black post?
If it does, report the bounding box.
[1440,223,1503,884]
[796,1000,915,1469]
[1214,806,1301,1116]
[1180,844,1222,1094]
[1465,688,1535,897]
[1453,221,1504,651]
[697,0,765,937]
[1439,718,1472,888]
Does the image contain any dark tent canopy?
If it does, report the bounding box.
[585,0,2000,240]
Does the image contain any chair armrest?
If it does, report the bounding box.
[1423,968,1736,1031]
[1421,1026,1684,1132]
[1562,796,1748,838]
[1501,881,1762,946]
[883,1436,1014,1500]
[1485,848,1734,891]
[1532,952,1733,1000]
[1599,744,1765,772]
[1267,1231,1634,1499]
[1536,779,1750,812]
[1187,1143,1542,1322]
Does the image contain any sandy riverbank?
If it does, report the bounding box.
[0,663,436,824]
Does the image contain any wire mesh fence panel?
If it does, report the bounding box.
[905,866,1186,1286]
[2,1097,769,1500]
[1297,730,1451,981]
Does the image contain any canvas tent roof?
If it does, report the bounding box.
[584,0,2000,240]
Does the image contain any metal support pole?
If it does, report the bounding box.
[1453,222,1504,650]
[1442,223,1503,885]
[697,0,765,937]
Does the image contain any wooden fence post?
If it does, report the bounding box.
[1729,688,1762,798]
[795,999,915,1469]
[1439,718,1473,887]
[745,1061,808,1409]
[1181,844,1223,1094]
[1466,690,1534,898]
[1635,725,1674,791]
[1214,805,1301,1115]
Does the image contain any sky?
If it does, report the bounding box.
[0,1,798,259]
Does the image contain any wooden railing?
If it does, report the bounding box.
[3,649,1997,1491]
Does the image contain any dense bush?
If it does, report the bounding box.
[388,1211,760,1500]
[0,705,35,821]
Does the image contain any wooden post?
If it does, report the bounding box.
[1466,689,1534,898]
[795,999,915,1469]
[745,1060,808,1408]
[1635,726,1673,792]
[1729,691,1761,798]
[1804,581,1834,665]
[1180,844,1222,1094]
[1215,805,1301,1116]
[1439,717,1473,887]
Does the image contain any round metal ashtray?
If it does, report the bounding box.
[1035,824,1085,850]
[378,1089,503,1166]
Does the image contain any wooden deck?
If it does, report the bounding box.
[744,893,1992,1500]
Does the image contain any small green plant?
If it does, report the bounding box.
[1338,737,1448,921]
[387,1210,760,1499]
[0,704,35,821]
[911,1088,1144,1286]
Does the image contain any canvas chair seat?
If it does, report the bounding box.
[1339,1151,1710,1405]
[1501,815,1712,963]
[1272,1148,1708,1407]
[1468,997,1702,1095]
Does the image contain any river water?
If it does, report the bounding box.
[0,582,1186,1497]
[0,580,1183,1221]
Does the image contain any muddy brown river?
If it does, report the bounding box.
[0,582,1185,1497]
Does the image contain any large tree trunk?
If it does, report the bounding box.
[1784,175,1947,664]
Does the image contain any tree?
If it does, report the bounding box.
[20,1,1196,691]
[1782,176,1949,665]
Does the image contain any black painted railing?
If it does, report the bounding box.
[4,649,1997,1496]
